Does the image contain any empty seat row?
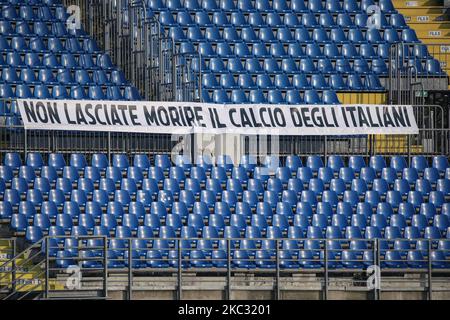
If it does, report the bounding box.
[0,52,116,69]
[159,10,407,29]
[1,3,79,22]
[202,88,341,104]
[2,181,447,214]
[0,83,141,105]
[0,68,128,86]
[12,209,450,240]
[166,25,419,44]
[0,35,100,53]
[202,73,383,90]
[188,41,402,61]
[0,20,88,37]
[3,162,449,196]
[146,0,398,15]
[49,246,449,269]
[3,153,449,175]
[193,57,389,76]
[179,41,430,60]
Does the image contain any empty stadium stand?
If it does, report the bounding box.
[0,153,449,276]
[0,0,142,124]
[147,0,446,104]
[0,0,449,301]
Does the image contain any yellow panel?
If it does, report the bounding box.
[336,92,387,105]
[399,7,448,15]
[421,38,450,44]
[0,240,13,247]
[14,279,65,292]
[408,22,450,31]
[371,136,425,153]
[414,29,450,38]
[0,271,64,292]
[392,0,443,7]
[402,14,447,23]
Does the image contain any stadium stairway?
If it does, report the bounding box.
[0,238,61,300]
[0,239,13,296]
[394,0,450,82]
[0,238,102,300]
[395,0,450,43]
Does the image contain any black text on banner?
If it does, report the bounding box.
[17,99,419,136]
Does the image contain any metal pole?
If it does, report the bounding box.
[172,51,177,101]
[198,55,202,102]
[373,239,379,300]
[11,238,16,294]
[103,236,108,299]
[275,239,280,300]
[407,135,411,167]
[128,238,132,300]
[371,134,376,157]
[227,239,231,300]
[324,240,328,300]
[177,239,182,300]
[51,131,55,153]
[428,240,432,301]
[24,128,28,158]
[45,237,49,299]
[324,136,328,165]
[375,239,381,300]
[107,132,111,162]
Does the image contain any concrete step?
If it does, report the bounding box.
[398,6,447,15]
[402,13,449,23]
[392,0,444,7]
[421,37,450,44]
[43,290,107,300]
[408,22,450,31]
[414,29,450,38]
[0,274,64,292]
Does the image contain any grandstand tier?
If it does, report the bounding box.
[0,152,449,270]
[0,0,450,301]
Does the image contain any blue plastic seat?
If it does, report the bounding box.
[408,156,427,174]
[20,68,37,83]
[227,42,246,59]
[92,190,111,210]
[430,251,449,269]
[3,152,21,170]
[400,28,419,43]
[0,20,14,35]
[432,156,449,175]
[206,10,226,27]
[436,178,450,196]
[236,157,257,177]
[345,220,364,238]
[244,226,262,243]
[428,191,445,210]
[293,12,315,29]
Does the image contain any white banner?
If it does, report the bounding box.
[17,99,419,136]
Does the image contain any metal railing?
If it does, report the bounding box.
[0,236,449,300]
[0,103,448,163]
[61,0,199,102]
[0,236,108,300]
[388,42,450,105]
[0,238,16,294]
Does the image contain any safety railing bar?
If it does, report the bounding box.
[3,269,46,300]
